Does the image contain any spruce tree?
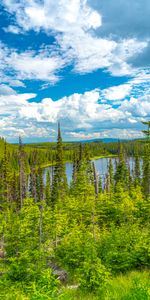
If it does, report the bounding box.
[51,123,68,205]
[29,151,38,201]
[142,121,150,140]
[72,150,78,185]
[134,144,141,186]
[45,170,51,206]
[2,142,9,204]
[142,121,150,198]
[18,137,26,208]
[114,142,129,190]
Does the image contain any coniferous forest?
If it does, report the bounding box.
[0,121,150,299]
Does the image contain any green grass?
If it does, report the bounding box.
[40,155,116,169]
[1,270,150,300]
[59,270,150,300]
[90,154,117,160]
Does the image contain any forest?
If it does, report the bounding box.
[0,121,150,300]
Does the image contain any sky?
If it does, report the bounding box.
[0,0,150,142]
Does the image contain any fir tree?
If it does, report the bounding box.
[45,170,51,206]
[142,121,150,198]
[18,137,26,208]
[51,123,68,205]
[134,144,141,186]
[114,143,129,190]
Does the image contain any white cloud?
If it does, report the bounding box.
[0,92,36,115]
[0,84,17,95]
[0,42,66,85]
[2,0,102,33]
[2,0,149,77]
[102,84,132,101]
[68,129,144,140]
[18,90,126,126]
[3,25,22,34]
[8,50,65,82]
[0,84,149,141]
[120,96,150,117]
[0,1,150,141]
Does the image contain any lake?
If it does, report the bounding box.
[43,157,137,186]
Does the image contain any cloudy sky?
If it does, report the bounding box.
[0,0,150,142]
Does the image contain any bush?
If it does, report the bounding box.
[0,269,59,300]
[24,269,59,299]
[98,224,150,273]
[78,257,110,292]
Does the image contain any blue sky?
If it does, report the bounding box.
[0,0,150,142]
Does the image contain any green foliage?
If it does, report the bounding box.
[0,269,59,300]
[78,257,110,292]
[56,271,150,300]
[1,124,150,299]
[99,224,150,273]
[51,124,68,204]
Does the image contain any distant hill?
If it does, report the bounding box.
[80,138,144,143]
[80,138,122,143]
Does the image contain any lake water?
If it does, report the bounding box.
[44,157,137,186]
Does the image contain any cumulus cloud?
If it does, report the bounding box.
[68,129,144,140]
[18,90,127,127]
[3,25,22,34]
[0,42,66,85]
[101,84,132,101]
[0,84,149,141]
[0,84,17,95]
[1,0,149,77]
[0,0,150,141]
[2,0,102,33]
[120,96,150,118]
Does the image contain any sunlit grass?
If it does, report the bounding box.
[59,270,150,300]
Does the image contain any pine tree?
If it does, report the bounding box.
[2,142,9,204]
[92,162,98,197]
[98,173,103,194]
[18,137,26,208]
[0,142,12,208]
[142,121,150,140]
[134,144,141,186]
[142,121,150,198]
[29,151,38,201]
[10,171,20,209]
[36,166,44,202]
[105,159,114,196]
[114,142,129,190]
[29,166,37,201]
[72,150,78,185]
[45,170,51,206]
[51,123,68,205]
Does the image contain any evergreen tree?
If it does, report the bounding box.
[72,150,78,185]
[45,170,51,206]
[98,173,103,194]
[114,143,129,190]
[29,166,37,201]
[29,151,38,201]
[142,121,150,198]
[134,144,141,186]
[18,137,26,208]
[36,166,44,202]
[10,171,20,209]
[51,123,68,205]
[142,121,150,140]
[108,159,114,188]
[142,144,150,198]
[2,142,9,204]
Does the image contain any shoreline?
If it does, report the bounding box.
[40,154,117,169]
